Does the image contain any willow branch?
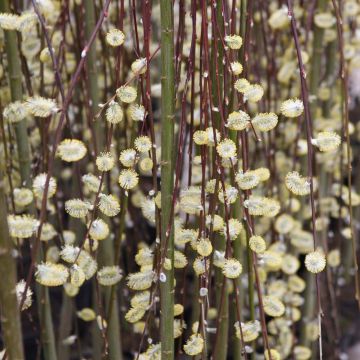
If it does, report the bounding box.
[159,0,176,358]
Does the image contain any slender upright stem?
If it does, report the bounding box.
[84,0,102,154]
[0,168,24,360]
[301,0,326,348]
[160,0,175,358]
[331,0,360,307]
[308,0,326,117]
[0,1,57,358]
[287,1,323,357]
[39,283,58,360]
[83,1,122,358]
[211,2,228,358]
[0,0,31,187]
[57,294,74,360]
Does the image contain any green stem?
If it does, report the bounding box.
[98,240,123,360]
[214,233,229,360]
[37,279,58,360]
[0,168,24,360]
[232,228,245,360]
[0,12,31,188]
[83,2,122,358]
[0,1,57,358]
[322,41,337,118]
[58,180,84,360]
[211,3,229,358]
[0,0,32,187]
[309,0,326,118]
[84,0,104,152]
[246,231,255,324]
[239,0,248,63]
[300,0,326,348]
[57,293,74,360]
[160,0,175,358]
[92,285,103,360]
[56,173,84,358]
[300,273,316,347]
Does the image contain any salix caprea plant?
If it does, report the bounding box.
[0,0,360,359]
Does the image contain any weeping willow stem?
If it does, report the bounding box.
[160,0,175,358]
[0,167,24,359]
